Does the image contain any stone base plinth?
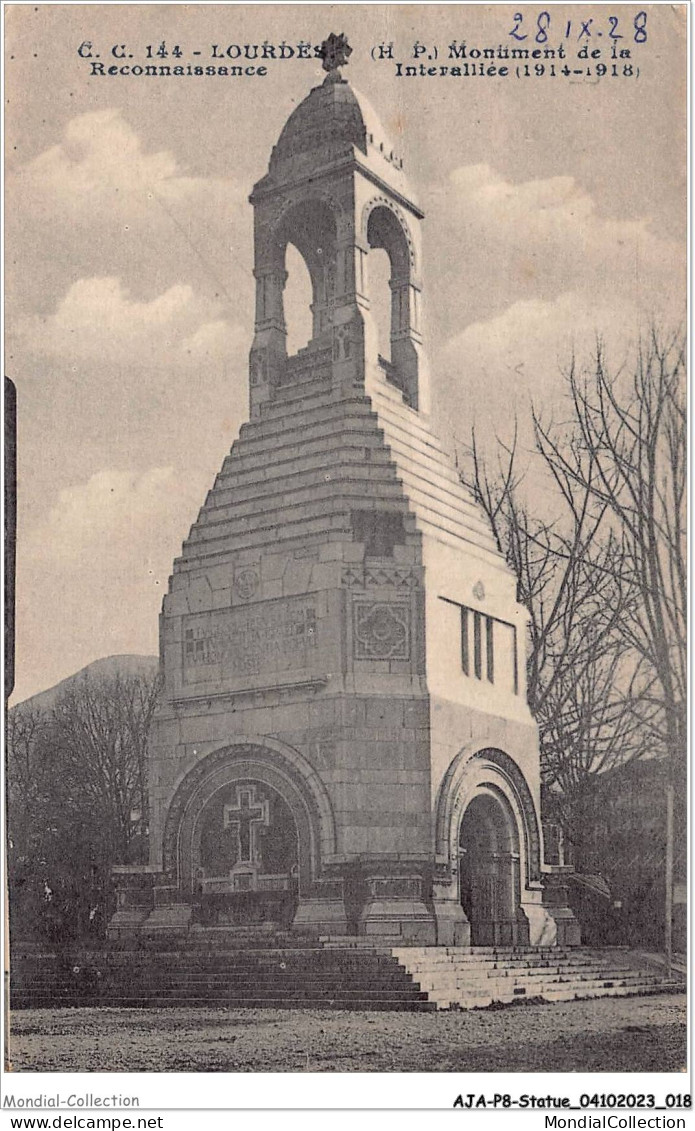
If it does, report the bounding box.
[142,903,193,937]
[107,865,160,941]
[292,898,349,936]
[524,903,558,947]
[359,898,435,943]
[543,872,582,946]
[544,906,582,947]
[106,908,151,942]
[358,875,435,944]
[432,899,470,946]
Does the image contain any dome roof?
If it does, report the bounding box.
[270,74,405,175]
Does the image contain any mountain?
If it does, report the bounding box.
[11,654,159,714]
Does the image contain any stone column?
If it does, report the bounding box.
[390,277,426,411]
[331,238,369,392]
[249,266,288,417]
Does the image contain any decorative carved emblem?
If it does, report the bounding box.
[353,601,410,660]
[473,580,486,600]
[319,32,352,73]
[234,567,260,601]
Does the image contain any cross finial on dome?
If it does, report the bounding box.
[319,32,352,77]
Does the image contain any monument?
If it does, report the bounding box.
[109,35,579,948]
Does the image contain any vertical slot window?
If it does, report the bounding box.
[460,606,469,675]
[473,612,482,680]
[486,616,494,683]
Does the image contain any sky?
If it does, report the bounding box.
[5,3,686,703]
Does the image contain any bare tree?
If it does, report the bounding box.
[463,326,685,932]
[6,667,161,941]
[50,670,161,862]
[463,421,644,865]
[532,328,686,960]
[533,328,686,766]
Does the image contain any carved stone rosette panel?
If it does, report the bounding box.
[352,600,411,661]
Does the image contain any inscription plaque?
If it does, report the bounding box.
[183,598,318,684]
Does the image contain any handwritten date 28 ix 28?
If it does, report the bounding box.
[508,10,648,45]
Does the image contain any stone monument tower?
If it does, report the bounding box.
[110,35,578,947]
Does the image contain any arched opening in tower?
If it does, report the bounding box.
[367,246,392,364]
[275,198,338,359]
[367,204,418,406]
[284,243,313,356]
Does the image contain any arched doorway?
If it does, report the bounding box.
[192,779,299,927]
[162,742,338,932]
[459,791,525,946]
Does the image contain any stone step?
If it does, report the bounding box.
[11,994,436,1012]
[180,510,352,558]
[208,453,402,510]
[413,958,659,977]
[388,946,683,1011]
[217,433,395,486]
[371,399,462,470]
[182,496,416,554]
[16,969,413,989]
[269,375,333,407]
[370,384,453,456]
[411,968,648,988]
[195,475,408,530]
[431,983,684,1010]
[141,986,428,1001]
[263,386,336,415]
[173,530,335,572]
[202,464,491,541]
[235,398,380,451]
[10,946,425,1012]
[415,974,664,998]
[16,954,405,971]
[394,946,598,957]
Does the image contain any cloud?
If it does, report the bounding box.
[429,163,684,449]
[23,466,197,561]
[445,289,642,384]
[430,164,684,336]
[15,466,208,700]
[16,276,248,366]
[435,288,676,476]
[12,108,241,215]
[6,110,251,330]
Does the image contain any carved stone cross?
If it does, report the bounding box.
[319,32,352,74]
[224,786,269,863]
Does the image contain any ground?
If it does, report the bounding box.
[8,993,686,1073]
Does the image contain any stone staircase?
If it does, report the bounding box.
[9,946,434,1012]
[10,941,683,1012]
[387,946,686,1010]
